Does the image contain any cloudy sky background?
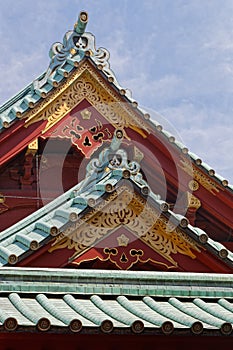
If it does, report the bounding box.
[0,0,232,183]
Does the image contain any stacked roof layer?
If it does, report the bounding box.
[0,268,232,335]
[0,134,232,268]
[0,13,232,192]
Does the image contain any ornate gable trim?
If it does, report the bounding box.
[23,60,150,139]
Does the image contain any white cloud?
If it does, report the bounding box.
[0,0,232,184]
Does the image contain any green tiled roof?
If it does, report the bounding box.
[0,13,232,192]
[0,131,232,268]
[0,268,232,335]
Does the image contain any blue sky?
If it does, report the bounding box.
[0,0,232,183]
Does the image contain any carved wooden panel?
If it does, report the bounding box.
[49,186,201,268]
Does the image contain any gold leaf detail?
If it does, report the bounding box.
[117,234,129,247]
[80,108,92,119]
[180,157,219,194]
[49,186,200,266]
[23,61,150,137]
[188,180,199,191]
[186,192,201,210]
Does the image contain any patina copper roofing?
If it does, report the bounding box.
[0,12,232,192]
[0,132,232,268]
[0,268,232,335]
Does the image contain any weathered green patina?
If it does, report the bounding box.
[0,132,232,267]
[0,268,232,335]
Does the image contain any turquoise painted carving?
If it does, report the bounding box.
[72,130,149,196]
[33,11,119,90]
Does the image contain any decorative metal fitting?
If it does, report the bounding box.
[208,169,215,176]
[198,233,208,244]
[69,319,82,333]
[191,321,203,335]
[16,111,22,118]
[141,186,149,196]
[122,169,131,179]
[79,11,88,23]
[70,48,77,56]
[60,70,69,78]
[85,50,91,57]
[3,121,10,128]
[218,249,228,259]
[40,91,47,98]
[100,320,114,333]
[8,254,18,265]
[195,158,202,165]
[182,147,189,154]
[161,321,174,335]
[105,183,114,193]
[160,202,169,213]
[188,180,199,191]
[69,212,78,222]
[132,101,138,108]
[222,179,228,187]
[4,317,18,331]
[144,113,150,120]
[156,125,163,132]
[131,320,144,334]
[179,217,189,228]
[115,129,123,139]
[87,198,96,207]
[50,226,59,236]
[221,322,232,335]
[30,240,39,251]
[37,317,51,332]
[0,194,5,203]
[169,136,175,143]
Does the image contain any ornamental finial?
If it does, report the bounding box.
[33,10,127,95]
[74,11,88,34]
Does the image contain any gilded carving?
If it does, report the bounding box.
[141,228,197,266]
[0,193,5,204]
[133,146,144,163]
[117,234,129,246]
[0,193,9,214]
[186,192,201,210]
[49,186,201,267]
[80,108,92,119]
[24,61,150,138]
[179,156,219,194]
[188,179,199,192]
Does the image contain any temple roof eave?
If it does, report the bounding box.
[0,17,232,192]
[0,268,232,335]
[0,134,232,269]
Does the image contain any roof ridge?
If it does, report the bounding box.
[0,133,232,269]
[0,12,232,191]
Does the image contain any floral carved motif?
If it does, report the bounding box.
[24,61,149,138]
[49,187,200,267]
[179,156,219,194]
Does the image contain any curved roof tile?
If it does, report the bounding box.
[0,13,232,192]
[0,133,232,268]
[0,269,232,335]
